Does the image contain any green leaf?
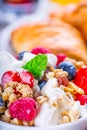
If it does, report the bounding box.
[23,54,48,78]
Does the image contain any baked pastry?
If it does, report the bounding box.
[62,1,87,43]
[50,0,87,42]
[11,20,87,64]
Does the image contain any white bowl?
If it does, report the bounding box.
[0,116,87,130]
[0,1,87,130]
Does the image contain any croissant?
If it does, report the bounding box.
[62,1,87,43]
[50,0,87,43]
[11,19,87,64]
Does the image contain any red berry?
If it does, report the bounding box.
[1,71,20,87]
[9,98,37,121]
[31,47,50,55]
[74,68,87,94]
[56,53,66,66]
[19,71,34,88]
[75,94,87,105]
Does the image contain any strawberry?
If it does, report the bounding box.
[75,94,87,105]
[19,71,34,88]
[1,71,20,87]
[74,68,87,94]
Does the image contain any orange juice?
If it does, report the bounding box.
[51,0,80,5]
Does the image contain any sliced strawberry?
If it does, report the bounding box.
[19,71,34,88]
[74,68,87,94]
[1,71,34,88]
[75,94,87,105]
[1,71,20,87]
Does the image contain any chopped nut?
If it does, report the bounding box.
[10,118,23,125]
[9,94,17,103]
[65,57,86,69]
[68,82,84,95]
[64,87,74,93]
[60,116,70,124]
[2,87,14,101]
[57,76,69,86]
[1,115,10,123]
[0,106,6,114]
[2,81,33,103]
[46,72,55,79]
[52,102,58,107]
[36,96,48,104]
[23,120,34,126]
[61,110,69,116]
[4,110,11,118]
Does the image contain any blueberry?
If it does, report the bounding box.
[57,61,76,80]
[0,97,5,106]
[38,80,47,90]
[18,51,27,60]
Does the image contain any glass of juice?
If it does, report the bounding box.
[51,0,80,5]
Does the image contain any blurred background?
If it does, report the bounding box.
[0,0,83,30]
[0,0,87,55]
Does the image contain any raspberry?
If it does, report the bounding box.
[56,53,66,66]
[74,68,87,94]
[31,47,50,55]
[75,94,87,105]
[19,71,34,88]
[1,71,20,87]
[9,98,37,121]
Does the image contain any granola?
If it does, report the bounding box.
[0,50,87,127]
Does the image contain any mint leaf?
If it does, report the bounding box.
[23,54,48,78]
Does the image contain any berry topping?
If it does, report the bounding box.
[1,71,20,87]
[56,53,66,66]
[31,47,50,55]
[9,98,37,121]
[18,51,27,60]
[57,61,76,80]
[1,71,34,88]
[74,68,87,94]
[38,80,47,90]
[0,97,5,106]
[75,94,87,105]
[19,71,34,88]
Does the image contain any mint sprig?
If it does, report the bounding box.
[23,54,48,78]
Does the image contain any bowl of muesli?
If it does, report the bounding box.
[0,47,87,130]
